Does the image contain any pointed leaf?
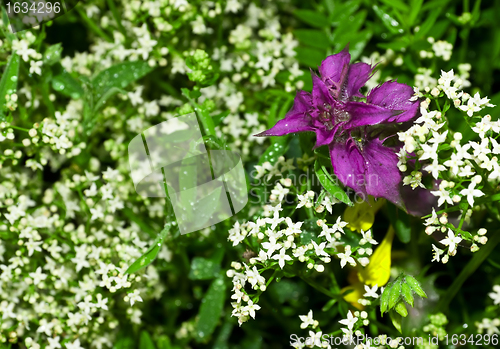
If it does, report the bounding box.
[140,331,157,349]
[405,275,427,298]
[314,159,353,206]
[195,277,227,342]
[125,223,171,274]
[401,283,414,307]
[389,280,401,309]
[294,10,329,28]
[0,53,20,121]
[394,301,408,317]
[380,284,391,315]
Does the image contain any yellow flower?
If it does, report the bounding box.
[343,196,385,233]
[342,226,395,309]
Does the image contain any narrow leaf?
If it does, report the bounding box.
[401,283,414,307]
[125,223,171,274]
[314,159,353,206]
[195,277,227,342]
[0,53,20,121]
[294,10,329,28]
[140,331,157,349]
[394,301,408,317]
[389,281,401,309]
[405,275,427,298]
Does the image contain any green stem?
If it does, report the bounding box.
[106,0,127,39]
[305,176,314,219]
[181,89,216,137]
[437,230,500,311]
[77,7,113,43]
[9,125,29,132]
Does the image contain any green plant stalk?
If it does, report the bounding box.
[106,0,127,38]
[76,7,113,43]
[437,230,500,311]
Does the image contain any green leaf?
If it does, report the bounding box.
[1,7,16,43]
[189,250,224,280]
[415,7,443,40]
[405,275,427,298]
[43,43,63,65]
[196,277,227,342]
[212,315,233,349]
[0,53,20,121]
[295,46,326,68]
[314,159,353,206]
[51,70,84,99]
[389,311,402,333]
[91,61,153,108]
[294,10,329,28]
[386,203,411,243]
[471,0,482,25]
[389,281,401,308]
[125,223,171,274]
[140,331,157,349]
[394,301,408,317]
[294,29,330,50]
[408,0,424,26]
[372,5,404,35]
[331,1,360,27]
[347,29,373,61]
[212,110,230,127]
[401,283,414,307]
[380,0,409,13]
[257,136,289,166]
[380,284,391,315]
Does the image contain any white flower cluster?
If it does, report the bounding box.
[0,162,171,347]
[398,68,499,262]
[226,159,379,326]
[399,69,497,207]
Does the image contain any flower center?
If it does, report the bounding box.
[319,103,351,131]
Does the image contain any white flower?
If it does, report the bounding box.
[272,248,292,269]
[65,339,83,349]
[261,236,281,258]
[29,60,43,75]
[299,310,316,329]
[337,245,356,268]
[128,289,143,306]
[440,229,462,254]
[432,244,444,262]
[488,285,500,305]
[363,284,379,298]
[311,241,329,257]
[459,181,484,206]
[29,267,47,285]
[431,188,453,207]
[244,300,261,319]
[424,161,446,180]
[361,230,378,245]
[128,86,144,106]
[339,311,358,330]
[270,183,289,202]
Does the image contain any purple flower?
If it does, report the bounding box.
[255,47,419,206]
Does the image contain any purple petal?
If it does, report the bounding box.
[367,81,419,123]
[313,123,342,149]
[345,62,373,99]
[329,138,368,198]
[343,101,401,129]
[255,90,314,137]
[311,71,334,107]
[329,136,403,206]
[362,137,403,206]
[318,47,351,88]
